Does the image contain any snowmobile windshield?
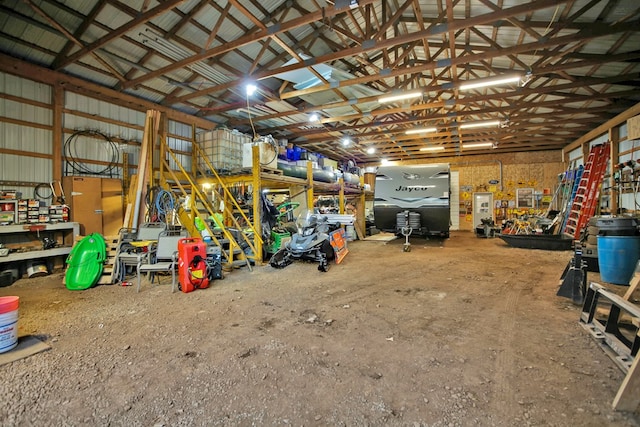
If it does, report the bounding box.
[296,210,320,236]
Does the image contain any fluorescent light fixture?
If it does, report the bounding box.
[462,142,494,149]
[459,120,501,129]
[459,75,521,91]
[366,147,376,154]
[378,91,423,103]
[420,146,445,151]
[406,127,437,135]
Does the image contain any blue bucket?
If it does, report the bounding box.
[597,236,640,285]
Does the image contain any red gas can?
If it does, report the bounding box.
[177,237,210,293]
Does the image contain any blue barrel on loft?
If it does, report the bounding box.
[597,235,640,285]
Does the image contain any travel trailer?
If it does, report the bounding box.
[373,163,450,238]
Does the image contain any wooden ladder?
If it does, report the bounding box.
[563,141,610,239]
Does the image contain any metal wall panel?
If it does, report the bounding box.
[65,92,145,124]
[167,152,191,173]
[0,122,52,154]
[168,120,192,139]
[0,72,52,103]
[0,153,52,196]
[63,113,143,143]
[62,92,149,179]
[0,71,54,194]
[0,98,51,126]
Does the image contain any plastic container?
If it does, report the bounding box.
[597,235,640,285]
[0,296,19,353]
[178,237,209,293]
[596,217,639,236]
[27,260,48,278]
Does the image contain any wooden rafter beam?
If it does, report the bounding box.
[24,0,126,82]
[55,0,186,70]
[122,0,380,90]
[51,0,105,68]
[225,67,640,129]
[277,22,638,101]
[170,0,572,104]
[262,92,630,140]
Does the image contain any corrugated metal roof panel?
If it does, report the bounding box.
[148,6,183,32]
[63,62,119,88]
[191,5,246,46]
[96,2,139,32]
[122,86,166,104]
[54,0,97,16]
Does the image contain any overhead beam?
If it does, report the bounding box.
[0,53,216,130]
[122,0,380,90]
[275,20,638,101]
[55,0,186,69]
[563,101,640,154]
[170,0,568,104]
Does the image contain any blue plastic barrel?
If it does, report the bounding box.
[597,235,640,285]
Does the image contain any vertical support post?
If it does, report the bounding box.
[290,185,306,214]
[191,123,197,178]
[252,144,262,262]
[339,178,345,214]
[609,126,620,215]
[133,111,153,228]
[149,110,160,189]
[52,82,63,181]
[356,190,366,238]
[155,111,166,187]
[223,190,231,227]
[306,161,314,210]
[122,152,129,204]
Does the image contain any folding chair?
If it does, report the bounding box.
[135,230,187,293]
[114,222,167,283]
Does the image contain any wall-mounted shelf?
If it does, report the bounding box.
[0,222,79,264]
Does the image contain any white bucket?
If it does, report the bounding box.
[0,296,19,353]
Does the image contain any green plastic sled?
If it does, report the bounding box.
[65,233,106,291]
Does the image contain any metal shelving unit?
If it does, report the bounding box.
[0,222,79,264]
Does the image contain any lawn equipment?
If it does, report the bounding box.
[269,209,336,272]
[265,201,299,256]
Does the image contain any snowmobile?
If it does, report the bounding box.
[269,209,336,272]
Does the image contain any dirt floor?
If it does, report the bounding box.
[1,231,639,426]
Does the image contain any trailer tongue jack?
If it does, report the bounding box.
[557,241,586,305]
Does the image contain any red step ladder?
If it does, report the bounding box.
[563,141,610,239]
